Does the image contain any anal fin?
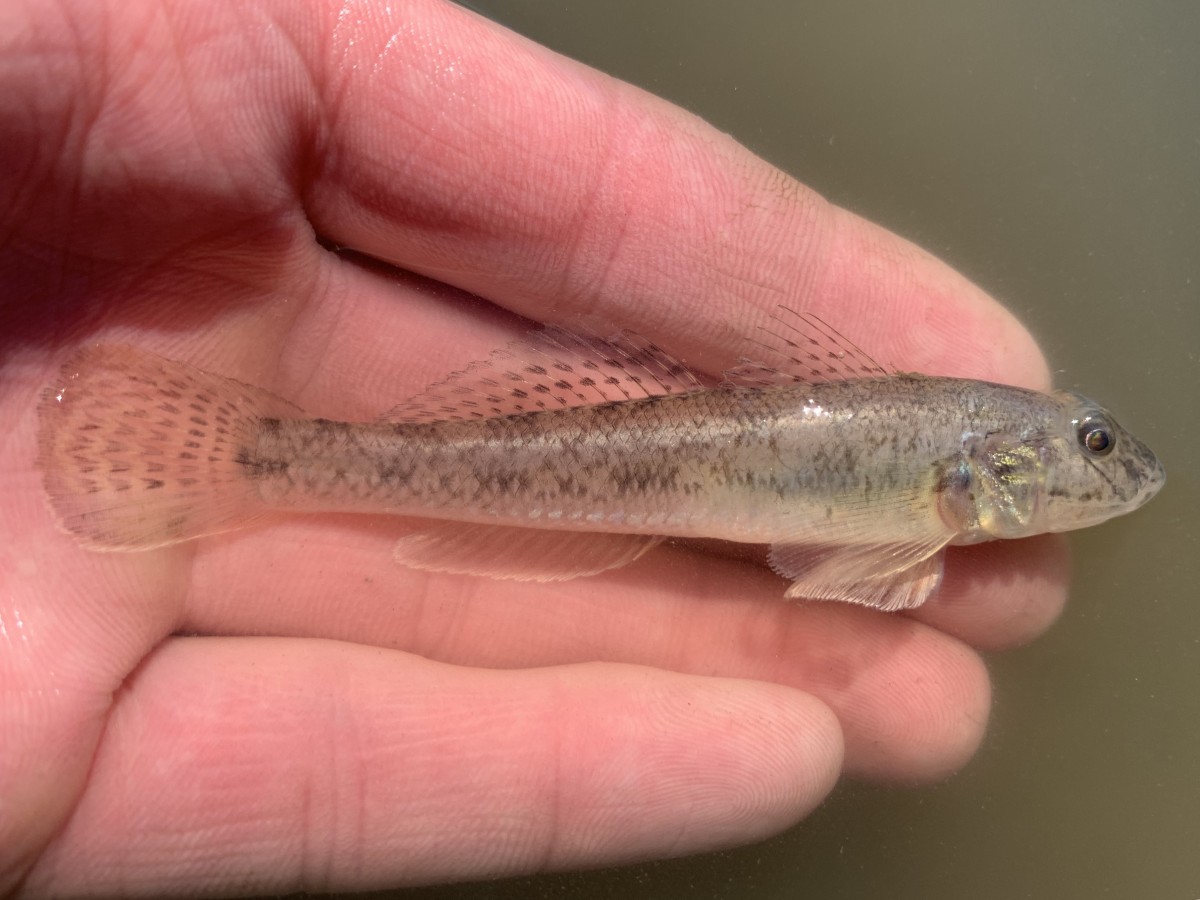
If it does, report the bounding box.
[393,521,664,582]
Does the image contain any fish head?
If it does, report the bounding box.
[1034,390,1166,533]
[954,389,1165,543]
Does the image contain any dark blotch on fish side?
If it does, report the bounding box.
[235,446,290,479]
[377,460,418,487]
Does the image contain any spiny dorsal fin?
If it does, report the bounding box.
[380,325,704,424]
[724,307,893,387]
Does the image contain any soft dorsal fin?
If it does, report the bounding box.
[380,325,704,424]
[724,307,893,387]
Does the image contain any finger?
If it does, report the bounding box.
[183,519,992,783]
[302,0,1050,389]
[913,535,1071,651]
[25,637,842,896]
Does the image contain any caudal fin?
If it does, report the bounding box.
[37,344,301,550]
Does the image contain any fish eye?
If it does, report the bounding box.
[1076,416,1115,456]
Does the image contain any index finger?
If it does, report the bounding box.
[303,0,1049,389]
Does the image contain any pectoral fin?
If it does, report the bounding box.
[393,521,663,581]
[968,437,1046,538]
[768,536,953,611]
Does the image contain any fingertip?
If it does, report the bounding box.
[26,640,846,895]
[838,624,991,784]
[553,669,844,858]
[919,535,1072,651]
[816,208,1053,391]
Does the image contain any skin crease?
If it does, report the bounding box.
[0,0,1070,896]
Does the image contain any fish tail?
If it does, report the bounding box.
[37,344,298,550]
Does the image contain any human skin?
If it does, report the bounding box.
[0,0,1068,895]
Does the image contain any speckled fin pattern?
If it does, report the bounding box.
[724,307,892,387]
[36,344,297,549]
[379,325,704,424]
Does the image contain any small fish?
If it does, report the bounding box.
[36,312,1165,611]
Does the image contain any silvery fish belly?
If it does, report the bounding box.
[37,313,1165,612]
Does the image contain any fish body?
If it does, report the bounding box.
[246,376,1148,541]
[37,319,1165,611]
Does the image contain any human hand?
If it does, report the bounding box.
[0,0,1068,895]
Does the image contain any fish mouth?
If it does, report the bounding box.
[1059,438,1165,531]
[1120,439,1166,512]
[1138,454,1167,506]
